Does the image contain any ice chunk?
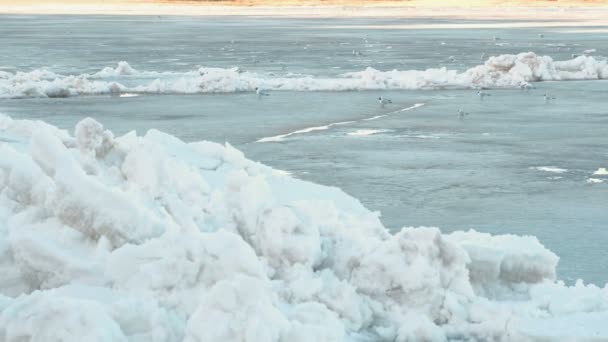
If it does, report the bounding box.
[74,117,115,157]
[592,167,607,176]
[0,116,606,341]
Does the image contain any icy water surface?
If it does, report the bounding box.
[1,15,607,284]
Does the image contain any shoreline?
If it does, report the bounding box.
[1,1,608,20]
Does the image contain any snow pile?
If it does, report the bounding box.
[1,115,608,341]
[1,52,607,98]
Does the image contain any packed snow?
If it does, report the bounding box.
[1,52,607,99]
[1,115,608,341]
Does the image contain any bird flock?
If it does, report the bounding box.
[375,84,555,120]
[253,33,567,120]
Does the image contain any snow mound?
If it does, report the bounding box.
[1,115,608,341]
[1,52,607,98]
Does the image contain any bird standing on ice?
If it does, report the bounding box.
[477,90,491,99]
[544,93,556,102]
[255,87,270,98]
[378,96,392,107]
[458,109,469,118]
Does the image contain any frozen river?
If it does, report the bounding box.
[1,14,607,284]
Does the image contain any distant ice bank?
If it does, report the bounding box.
[1,115,608,341]
[1,51,607,99]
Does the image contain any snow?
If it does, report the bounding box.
[1,52,607,98]
[1,115,608,341]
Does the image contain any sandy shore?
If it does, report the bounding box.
[1,0,608,22]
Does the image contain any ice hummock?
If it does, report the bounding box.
[1,115,608,341]
[1,52,607,99]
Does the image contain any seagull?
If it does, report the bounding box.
[477,90,491,99]
[481,52,487,61]
[255,87,270,97]
[544,93,556,102]
[520,82,534,90]
[538,33,544,38]
[352,49,363,56]
[378,96,392,107]
[447,56,456,62]
[458,109,469,118]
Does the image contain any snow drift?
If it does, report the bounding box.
[1,115,608,341]
[1,52,607,99]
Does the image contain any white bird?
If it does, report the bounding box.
[458,109,469,118]
[544,93,556,102]
[378,96,392,107]
[481,52,487,61]
[255,87,270,97]
[447,55,456,62]
[477,90,491,99]
[519,82,534,90]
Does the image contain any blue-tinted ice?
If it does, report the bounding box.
[0,15,606,284]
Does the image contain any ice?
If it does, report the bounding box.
[258,104,424,143]
[94,61,138,78]
[593,168,607,176]
[1,115,608,341]
[347,129,387,136]
[257,121,356,143]
[1,52,607,99]
[530,166,568,174]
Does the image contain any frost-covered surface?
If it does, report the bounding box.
[1,115,608,341]
[1,52,607,98]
